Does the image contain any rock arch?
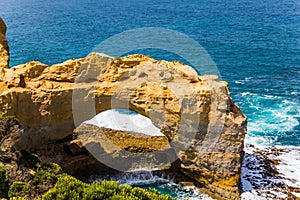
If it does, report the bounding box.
[0,19,247,199]
[0,53,246,199]
[73,53,206,152]
[75,108,176,172]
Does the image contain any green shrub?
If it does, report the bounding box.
[0,162,9,198]
[82,181,106,199]
[9,197,25,200]
[42,174,88,200]
[29,163,62,186]
[8,182,31,198]
[42,174,174,200]
[41,163,62,175]
[20,149,41,169]
[2,149,174,200]
[0,116,20,123]
[108,194,129,200]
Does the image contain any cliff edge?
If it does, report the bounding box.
[0,17,9,69]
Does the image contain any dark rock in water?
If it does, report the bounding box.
[241,145,300,199]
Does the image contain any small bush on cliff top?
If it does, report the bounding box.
[9,197,26,200]
[42,174,174,200]
[0,116,20,123]
[0,162,9,198]
[20,149,41,169]
[28,163,62,186]
[8,182,31,198]
[2,147,173,200]
[42,174,88,200]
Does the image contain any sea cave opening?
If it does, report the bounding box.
[72,109,181,180]
[66,108,195,196]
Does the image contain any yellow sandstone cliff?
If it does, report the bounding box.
[0,17,9,69]
[0,17,247,200]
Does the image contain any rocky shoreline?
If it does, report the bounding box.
[241,145,300,199]
[1,116,299,199]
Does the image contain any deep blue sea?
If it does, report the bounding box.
[1,0,299,145]
[0,0,299,198]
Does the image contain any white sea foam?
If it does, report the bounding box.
[90,172,213,200]
[234,77,253,85]
[235,80,244,84]
[240,92,300,146]
[84,109,164,136]
[241,92,251,96]
[244,135,278,146]
[275,146,300,188]
[241,190,288,200]
[241,145,300,199]
[291,91,300,95]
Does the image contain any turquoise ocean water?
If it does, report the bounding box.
[1,0,299,198]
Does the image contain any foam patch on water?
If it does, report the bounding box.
[89,171,170,185]
[238,92,300,146]
[234,77,253,85]
[84,109,164,136]
[148,183,213,200]
[90,172,213,200]
[244,135,278,146]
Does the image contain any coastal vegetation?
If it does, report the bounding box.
[0,132,174,200]
[0,162,9,198]
[42,174,174,200]
[3,160,174,200]
[8,182,31,198]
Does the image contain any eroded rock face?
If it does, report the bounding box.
[73,123,176,172]
[0,17,9,69]
[0,19,247,199]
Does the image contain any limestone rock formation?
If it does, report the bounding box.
[0,18,247,200]
[72,123,176,172]
[0,17,9,69]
